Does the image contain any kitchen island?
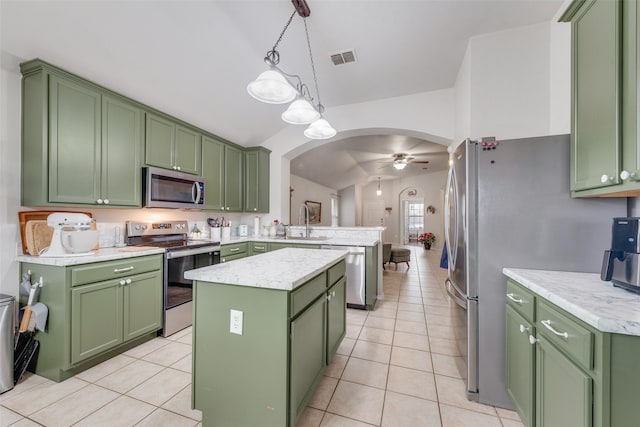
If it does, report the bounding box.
[185,248,347,427]
[503,268,640,427]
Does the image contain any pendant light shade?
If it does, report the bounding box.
[376,177,382,196]
[304,118,337,139]
[281,98,321,124]
[247,69,297,104]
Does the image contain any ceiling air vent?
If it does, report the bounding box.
[330,49,357,66]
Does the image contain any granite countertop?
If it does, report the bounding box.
[217,236,380,247]
[185,248,348,291]
[16,246,166,266]
[503,268,640,336]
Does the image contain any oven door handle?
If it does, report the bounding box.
[166,246,221,259]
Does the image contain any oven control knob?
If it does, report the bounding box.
[135,225,141,230]
[142,225,147,230]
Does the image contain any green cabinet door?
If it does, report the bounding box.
[201,136,225,210]
[225,145,244,212]
[506,305,535,427]
[244,148,270,213]
[145,113,175,170]
[536,338,593,427]
[123,271,162,341]
[327,278,346,364]
[101,95,143,206]
[48,75,101,204]
[290,294,326,425]
[71,279,123,364]
[175,125,201,175]
[571,0,621,191]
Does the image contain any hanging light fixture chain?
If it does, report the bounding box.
[304,18,323,113]
[266,10,297,65]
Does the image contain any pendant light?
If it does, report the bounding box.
[247,0,336,140]
[376,177,382,196]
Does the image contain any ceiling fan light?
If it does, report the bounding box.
[393,161,407,170]
[304,118,336,139]
[281,98,321,124]
[247,69,297,104]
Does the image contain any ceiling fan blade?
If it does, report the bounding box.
[409,160,430,164]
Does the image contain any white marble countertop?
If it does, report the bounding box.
[214,236,380,247]
[185,248,348,291]
[16,246,165,266]
[503,268,640,336]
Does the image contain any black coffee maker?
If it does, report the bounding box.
[601,217,640,294]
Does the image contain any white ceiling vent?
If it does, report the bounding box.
[330,49,357,66]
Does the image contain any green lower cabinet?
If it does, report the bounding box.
[290,294,326,423]
[327,278,346,364]
[71,279,124,364]
[20,255,162,382]
[249,242,268,256]
[505,305,535,427]
[536,337,593,427]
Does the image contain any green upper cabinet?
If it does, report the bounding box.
[244,147,270,213]
[21,61,143,207]
[145,113,201,175]
[201,135,243,212]
[561,0,640,197]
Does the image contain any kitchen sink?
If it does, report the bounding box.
[282,236,328,241]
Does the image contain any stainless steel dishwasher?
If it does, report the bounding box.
[321,245,366,308]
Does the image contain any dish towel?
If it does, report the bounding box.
[440,242,448,269]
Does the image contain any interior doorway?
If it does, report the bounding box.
[401,199,424,244]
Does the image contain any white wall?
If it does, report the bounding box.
[338,185,356,227]
[360,171,447,245]
[454,20,571,145]
[0,65,22,298]
[290,174,336,227]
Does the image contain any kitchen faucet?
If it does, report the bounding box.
[298,204,310,238]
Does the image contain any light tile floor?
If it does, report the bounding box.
[0,246,524,427]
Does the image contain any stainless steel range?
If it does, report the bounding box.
[126,220,220,337]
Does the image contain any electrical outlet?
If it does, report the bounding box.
[230,309,243,335]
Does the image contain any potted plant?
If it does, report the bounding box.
[418,232,436,250]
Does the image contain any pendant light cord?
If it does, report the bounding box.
[304,18,323,113]
[267,10,297,65]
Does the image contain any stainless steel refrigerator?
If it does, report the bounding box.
[444,134,626,409]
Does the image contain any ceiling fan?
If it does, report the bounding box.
[386,153,431,170]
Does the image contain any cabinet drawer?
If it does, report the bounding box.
[251,242,268,253]
[290,272,327,318]
[537,299,594,371]
[506,280,535,322]
[71,255,162,287]
[327,260,346,287]
[221,242,248,257]
[221,253,246,263]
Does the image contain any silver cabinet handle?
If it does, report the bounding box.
[230,248,240,253]
[327,294,332,301]
[114,266,134,273]
[332,291,336,297]
[541,320,569,339]
[620,170,640,181]
[97,199,103,204]
[222,258,226,262]
[119,280,126,286]
[529,335,539,345]
[104,199,109,204]
[254,246,265,250]
[519,324,530,334]
[126,278,132,285]
[177,166,181,171]
[506,293,523,304]
[600,174,614,184]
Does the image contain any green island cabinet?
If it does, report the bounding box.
[201,136,243,212]
[505,278,640,427]
[244,147,271,213]
[145,113,201,175]
[21,60,143,207]
[19,254,163,382]
[560,0,640,197]
[192,258,346,427]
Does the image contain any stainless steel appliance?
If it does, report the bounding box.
[143,167,205,209]
[126,220,220,336]
[0,294,14,393]
[321,245,366,308]
[444,134,626,408]
[601,217,640,294]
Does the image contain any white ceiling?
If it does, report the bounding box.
[1,0,564,189]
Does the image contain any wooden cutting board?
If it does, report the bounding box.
[18,211,94,255]
[24,220,53,256]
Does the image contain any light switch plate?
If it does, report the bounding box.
[230,309,243,335]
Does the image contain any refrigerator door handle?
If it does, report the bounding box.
[445,166,459,270]
[446,279,467,309]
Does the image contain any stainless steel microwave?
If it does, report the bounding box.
[143,167,205,209]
